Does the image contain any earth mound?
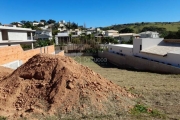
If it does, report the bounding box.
[0,66,13,80]
[0,54,135,119]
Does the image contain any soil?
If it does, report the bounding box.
[0,54,135,119]
[0,66,13,80]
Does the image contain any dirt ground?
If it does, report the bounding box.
[73,56,180,120]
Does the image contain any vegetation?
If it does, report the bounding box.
[119,28,134,33]
[101,37,119,44]
[130,104,165,118]
[73,56,180,119]
[0,22,2,25]
[0,116,6,120]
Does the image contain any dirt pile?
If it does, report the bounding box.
[0,66,13,80]
[0,54,135,119]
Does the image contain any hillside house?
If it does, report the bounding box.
[140,31,159,38]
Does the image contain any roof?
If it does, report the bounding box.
[141,45,180,56]
[56,33,69,37]
[119,33,140,36]
[108,44,133,48]
[0,26,35,32]
[140,31,159,34]
[106,30,118,33]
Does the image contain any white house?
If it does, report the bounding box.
[34,28,52,40]
[119,33,140,42]
[55,32,70,45]
[139,31,159,38]
[133,38,180,67]
[0,25,36,48]
[0,25,35,41]
[58,20,67,32]
[32,22,44,26]
[106,37,180,68]
[105,30,119,37]
[107,44,133,56]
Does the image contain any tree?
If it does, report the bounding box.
[119,28,134,33]
[40,19,47,25]
[37,24,44,27]
[0,22,2,25]
[20,20,26,24]
[101,37,118,44]
[47,19,56,24]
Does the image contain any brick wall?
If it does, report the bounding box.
[0,45,56,65]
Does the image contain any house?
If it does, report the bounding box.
[32,22,44,26]
[105,30,119,37]
[107,44,133,56]
[105,30,120,42]
[58,20,67,32]
[133,38,180,67]
[106,37,180,68]
[0,25,36,48]
[139,31,159,38]
[34,27,52,40]
[0,25,35,41]
[119,33,140,43]
[55,32,70,45]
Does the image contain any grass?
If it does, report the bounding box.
[130,103,166,119]
[72,56,180,120]
[0,116,6,120]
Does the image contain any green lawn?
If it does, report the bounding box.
[73,56,180,120]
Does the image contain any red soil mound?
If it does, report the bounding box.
[0,54,135,119]
[0,66,13,80]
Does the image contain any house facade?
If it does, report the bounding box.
[119,33,140,42]
[34,29,52,40]
[0,26,35,41]
[140,31,159,38]
[106,37,180,68]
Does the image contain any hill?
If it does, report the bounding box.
[101,22,180,33]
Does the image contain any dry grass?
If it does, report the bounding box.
[73,56,180,120]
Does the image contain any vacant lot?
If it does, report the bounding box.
[73,56,180,120]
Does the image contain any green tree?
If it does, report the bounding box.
[119,28,134,33]
[0,22,1,25]
[47,19,56,24]
[20,20,26,24]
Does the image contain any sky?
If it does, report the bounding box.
[0,0,180,28]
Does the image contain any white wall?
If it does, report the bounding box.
[167,53,180,67]
[133,38,142,56]
[133,38,163,56]
[0,30,2,41]
[108,45,133,56]
[142,38,163,49]
[8,31,28,40]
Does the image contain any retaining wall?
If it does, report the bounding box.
[0,45,64,69]
[98,51,180,74]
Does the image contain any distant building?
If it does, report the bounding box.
[55,32,70,45]
[58,20,67,32]
[34,29,52,40]
[0,26,35,41]
[32,22,44,26]
[119,33,140,42]
[139,31,159,38]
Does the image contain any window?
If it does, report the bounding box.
[120,50,122,52]
[140,45,142,50]
[110,48,112,50]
